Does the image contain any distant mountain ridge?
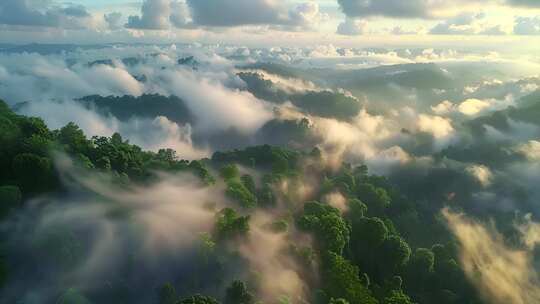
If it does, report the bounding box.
[77,94,194,125]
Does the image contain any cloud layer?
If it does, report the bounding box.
[444,209,540,304]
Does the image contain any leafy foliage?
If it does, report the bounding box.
[0,185,22,218]
[220,164,239,181]
[224,280,254,304]
[226,180,257,209]
[159,283,178,304]
[298,202,349,254]
[214,208,250,241]
[178,294,220,304]
[0,100,484,304]
[321,252,378,304]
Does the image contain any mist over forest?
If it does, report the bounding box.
[0,36,540,304]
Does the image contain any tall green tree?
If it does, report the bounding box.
[177,294,219,304]
[159,283,178,304]
[214,208,250,241]
[298,202,349,254]
[321,252,378,304]
[225,280,254,304]
[0,185,22,217]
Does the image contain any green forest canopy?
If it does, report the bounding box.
[0,99,483,304]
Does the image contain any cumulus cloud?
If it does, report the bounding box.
[366,146,412,174]
[507,0,540,7]
[0,0,93,29]
[186,0,284,27]
[430,13,479,35]
[335,0,518,20]
[337,0,537,19]
[104,12,123,30]
[429,13,507,35]
[185,0,326,30]
[518,214,540,250]
[431,100,456,115]
[412,114,457,150]
[124,0,192,30]
[170,0,192,28]
[458,98,491,115]
[125,0,325,30]
[417,114,455,139]
[391,26,424,35]
[466,164,494,187]
[337,18,368,36]
[287,2,329,30]
[443,209,540,304]
[514,16,540,35]
[337,0,434,19]
[480,25,509,35]
[432,96,515,117]
[514,140,540,161]
[126,0,173,30]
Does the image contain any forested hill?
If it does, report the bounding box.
[0,99,481,304]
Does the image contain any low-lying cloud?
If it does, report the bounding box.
[444,209,540,304]
[0,155,226,303]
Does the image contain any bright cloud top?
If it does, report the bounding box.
[0,0,540,45]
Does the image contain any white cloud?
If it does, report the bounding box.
[417,114,455,139]
[338,0,435,19]
[431,100,456,115]
[104,12,123,30]
[430,13,485,35]
[336,0,500,19]
[337,18,368,36]
[125,0,326,31]
[126,0,173,30]
[241,69,322,93]
[240,213,311,302]
[458,98,491,115]
[391,26,425,35]
[0,0,93,29]
[160,68,273,135]
[338,0,539,20]
[432,96,517,117]
[416,114,456,149]
[324,192,349,214]
[514,16,540,35]
[366,146,412,174]
[18,99,208,159]
[481,24,509,35]
[430,12,509,35]
[288,2,329,30]
[507,0,540,8]
[186,0,284,27]
[0,53,143,103]
[170,0,192,28]
[444,209,540,304]
[0,158,230,301]
[466,164,494,187]
[514,140,540,161]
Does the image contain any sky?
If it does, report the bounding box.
[0,0,539,50]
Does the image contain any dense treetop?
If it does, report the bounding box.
[0,99,483,304]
